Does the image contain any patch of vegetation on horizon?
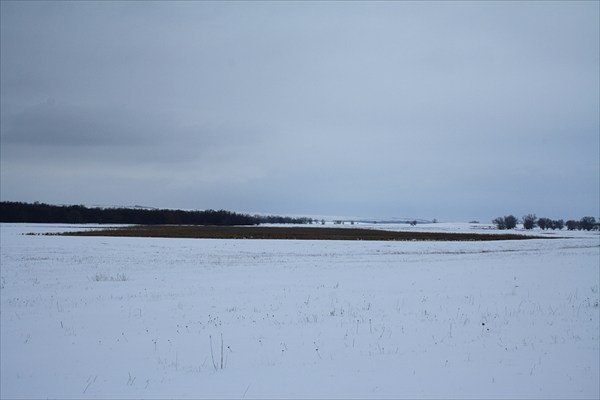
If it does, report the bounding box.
[55,225,549,241]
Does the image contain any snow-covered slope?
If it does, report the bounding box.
[1,223,598,399]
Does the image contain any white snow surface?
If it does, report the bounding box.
[1,223,598,399]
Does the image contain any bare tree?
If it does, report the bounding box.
[493,217,506,230]
[579,216,597,231]
[493,215,517,230]
[522,214,537,230]
[504,215,517,229]
[537,218,550,230]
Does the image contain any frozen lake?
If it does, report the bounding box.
[1,223,598,399]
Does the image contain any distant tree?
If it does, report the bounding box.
[66,209,84,223]
[493,215,517,230]
[0,201,312,226]
[551,219,564,230]
[493,217,506,230]
[579,216,597,231]
[522,214,537,230]
[537,217,551,230]
[504,215,517,229]
[565,220,578,230]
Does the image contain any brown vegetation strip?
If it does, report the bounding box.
[57,225,547,241]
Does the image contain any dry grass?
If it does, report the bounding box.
[56,225,547,241]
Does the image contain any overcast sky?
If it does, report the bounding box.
[1,1,598,221]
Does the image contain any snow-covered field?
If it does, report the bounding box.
[1,223,598,399]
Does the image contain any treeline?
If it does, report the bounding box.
[0,202,313,226]
[493,214,598,231]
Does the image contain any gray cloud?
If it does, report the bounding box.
[1,1,598,221]
[2,100,149,146]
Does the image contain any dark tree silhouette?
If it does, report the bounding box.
[522,214,537,230]
[0,202,313,226]
[493,215,517,230]
[579,216,597,231]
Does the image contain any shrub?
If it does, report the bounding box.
[92,273,128,282]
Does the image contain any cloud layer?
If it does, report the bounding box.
[1,1,598,221]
